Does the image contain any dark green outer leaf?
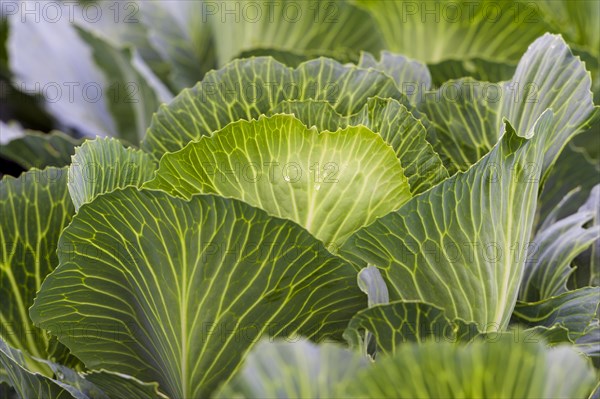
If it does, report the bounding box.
[344,301,480,355]
[30,189,366,398]
[512,287,600,341]
[0,337,85,399]
[427,58,516,87]
[0,168,74,361]
[0,130,82,170]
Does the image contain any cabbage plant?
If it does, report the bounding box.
[0,1,599,398]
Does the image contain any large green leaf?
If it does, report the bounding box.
[0,168,74,362]
[68,137,156,212]
[340,110,554,328]
[420,34,598,175]
[0,130,82,170]
[30,189,365,398]
[345,335,596,398]
[214,339,368,399]
[145,114,411,248]
[141,57,404,159]
[270,98,448,194]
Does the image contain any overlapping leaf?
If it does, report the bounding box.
[0,337,84,399]
[1,336,166,399]
[270,98,448,194]
[141,57,405,159]
[145,114,411,248]
[419,78,502,173]
[0,129,82,170]
[570,186,600,289]
[68,137,156,211]
[575,320,600,365]
[0,168,73,361]
[515,184,600,353]
[344,301,481,356]
[7,14,115,137]
[520,201,600,302]
[30,189,365,398]
[513,287,600,341]
[538,126,600,225]
[341,110,554,328]
[357,52,431,103]
[500,34,599,174]
[420,34,599,175]
[71,0,172,89]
